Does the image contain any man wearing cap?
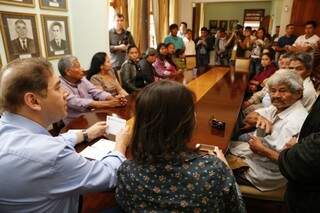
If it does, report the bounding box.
[138,48,158,83]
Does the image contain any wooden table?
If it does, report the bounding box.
[64,66,248,212]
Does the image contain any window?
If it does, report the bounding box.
[149,0,157,48]
[243,9,264,30]
[108,3,116,30]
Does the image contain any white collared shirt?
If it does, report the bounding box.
[183,37,196,56]
[302,76,318,111]
[231,100,308,191]
[293,34,320,50]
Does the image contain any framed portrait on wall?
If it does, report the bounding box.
[209,20,218,30]
[219,20,228,30]
[229,20,239,31]
[0,11,41,62]
[41,15,71,59]
[39,0,68,11]
[0,0,35,7]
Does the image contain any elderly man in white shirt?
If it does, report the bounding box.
[230,70,308,191]
[183,29,196,56]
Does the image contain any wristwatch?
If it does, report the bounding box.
[82,129,89,143]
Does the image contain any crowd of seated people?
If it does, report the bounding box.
[1,10,320,213]
[58,55,127,124]
[87,52,128,97]
[229,19,320,213]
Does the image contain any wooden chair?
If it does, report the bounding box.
[235,58,250,73]
[185,55,196,70]
[227,153,288,213]
[241,185,288,213]
[183,55,197,84]
[240,185,286,202]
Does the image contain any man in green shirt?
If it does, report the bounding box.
[164,24,185,51]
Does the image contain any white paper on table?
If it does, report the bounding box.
[106,116,126,135]
[80,139,116,160]
[91,139,116,152]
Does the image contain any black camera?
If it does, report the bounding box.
[209,115,226,130]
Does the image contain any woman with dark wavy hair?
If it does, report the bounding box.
[87,52,128,97]
[115,80,245,212]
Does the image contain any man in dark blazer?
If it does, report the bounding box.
[49,22,68,54]
[10,19,36,56]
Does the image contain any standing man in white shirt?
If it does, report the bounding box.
[290,20,320,54]
[183,29,196,56]
[177,22,187,38]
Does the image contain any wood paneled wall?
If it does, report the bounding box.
[291,0,320,35]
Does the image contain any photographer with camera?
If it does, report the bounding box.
[109,13,136,74]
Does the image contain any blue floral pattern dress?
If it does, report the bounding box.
[115,152,246,212]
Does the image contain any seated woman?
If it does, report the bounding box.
[86,52,128,97]
[153,43,178,79]
[115,80,245,212]
[231,70,308,191]
[120,45,148,93]
[248,52,277,93]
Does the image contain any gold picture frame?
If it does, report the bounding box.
[0,11,41,62]
[39,0,68,11]
[229,20,239,31]
[219,20,228,31]
[0,0,35,8]
[41,14,72,59]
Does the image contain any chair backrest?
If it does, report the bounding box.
[185,55,196,70]
[235,58,250,73]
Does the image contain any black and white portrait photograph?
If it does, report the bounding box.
[39,0,68,11]
[209,20,218,30]
[0,0,34,7]
[0,12,41,62]
[229,20,239,31]
[219,20,228,30]
[41,15,71,59]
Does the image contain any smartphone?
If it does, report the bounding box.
[195,143,216,155]
[256,127,266,137]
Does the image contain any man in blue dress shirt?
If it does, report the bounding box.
[0,58,130,213]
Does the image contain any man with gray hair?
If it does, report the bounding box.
[58,55,127,123]
[230,70,308,191]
